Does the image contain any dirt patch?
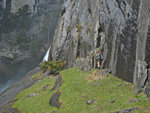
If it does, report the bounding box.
[86,70,107,82]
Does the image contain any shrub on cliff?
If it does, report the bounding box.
[40,60,65,74]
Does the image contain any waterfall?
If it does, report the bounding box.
[43,47,50,62]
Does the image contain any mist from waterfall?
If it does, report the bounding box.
[0,58,41,94]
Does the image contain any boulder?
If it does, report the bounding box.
[145,83,150,97]
[121,108,137,113]
[87,99,96,105]
[109,99,115,103]
[136,61,148,89]
[50,74,63,91]
[49,90,62,108]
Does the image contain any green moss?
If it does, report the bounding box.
[40,60,65,74]
[31,73,42,80]
[86,26,91,35]
[76,24,82,37]
[12,68,150,113]
[72,2,76,9]
[61,18,64,32]
[84,22,91,35]
[67,26,71,32]
[12,77,57,113]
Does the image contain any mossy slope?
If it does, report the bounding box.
[12,68,150,113]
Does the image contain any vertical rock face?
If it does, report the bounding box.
[11,0,38,13]
[1,0,61,14]
[1,0,39,14]
[50,0,150,91]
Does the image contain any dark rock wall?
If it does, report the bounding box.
[50,0,150,87]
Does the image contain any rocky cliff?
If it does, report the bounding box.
[50,0,150,95]
[0,0,63,95]
[0,0,62,62]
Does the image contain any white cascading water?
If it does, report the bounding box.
[43,47,50,62]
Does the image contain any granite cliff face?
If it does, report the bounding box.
[50,0,150,95]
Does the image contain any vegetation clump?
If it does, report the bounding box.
[40,60,65,74]
[67,26,71,32]
[85,22,91,35]
[72,2,76,9]
[76,24,82,37]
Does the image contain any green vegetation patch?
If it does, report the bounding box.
[12,77,57,113]
[31,72,45,80]
[12,68,150,113]
[40,60,65,74]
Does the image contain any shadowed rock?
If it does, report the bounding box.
[50,74,63,91]
[109,99,115,103]
[114,107,137,113]
[145,83,150,97]
[42,85,50,91]
[49,90,62,108]
[121,108,137,113]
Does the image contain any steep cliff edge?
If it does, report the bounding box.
[50,0,150,95]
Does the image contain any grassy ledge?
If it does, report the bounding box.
[12,68,150,113]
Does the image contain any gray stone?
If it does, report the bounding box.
[90,83,100,86]
[109,99,115,103]
[136,61,148,89]
[50,74,63,91]
[49,90,62,108]
[27,92,39,97]
[145,83,150,97]
[121,108,137,113]
[87,99,96,105]
[98,69,111,77]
